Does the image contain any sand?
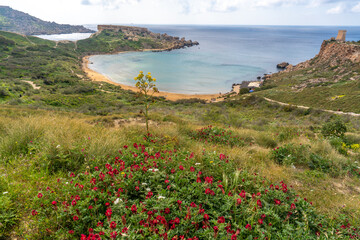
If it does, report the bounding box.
[82,55,221,101]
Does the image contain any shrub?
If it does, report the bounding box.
[189,126,247,147]
[270,144,308,165]
[29,143,356,239]
[239,88,249,94]
[321,118,347,139]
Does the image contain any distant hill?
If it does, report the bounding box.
[0,6,94,35]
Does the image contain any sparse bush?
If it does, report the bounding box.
[322,118,347,139]
[239,87,249,94]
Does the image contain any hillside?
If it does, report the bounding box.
[1,29,360,239]
[0,6,93,35]
[257,39,360,113]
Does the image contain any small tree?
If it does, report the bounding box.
[134,71,159,135]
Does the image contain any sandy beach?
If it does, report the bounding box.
[82,55,221,101]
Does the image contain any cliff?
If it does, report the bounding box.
[0,6,94,35]
[258,39,360,113]
[284,40,360,72]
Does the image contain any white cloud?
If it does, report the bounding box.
[81,0,141,8]
[351,2,360,12]
[326,3,344,13]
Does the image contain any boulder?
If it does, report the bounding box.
[277,62,289,69]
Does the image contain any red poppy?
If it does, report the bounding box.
[37,193,43,198]
[73,215,79,221]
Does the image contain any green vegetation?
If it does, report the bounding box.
[254,41,360,113]
[77,30,162,54]
[1,29,360,239]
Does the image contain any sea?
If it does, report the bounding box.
[36,25,360,94]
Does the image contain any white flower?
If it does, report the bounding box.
[148,168,159,172]
[146,188,151,192]
[3,192,8,194]
[195,163,201,166]
[65,182,69,184]
[158,196,166,199]
[114,198,122,204]
[56,145,60,148]
[142,183,147,186]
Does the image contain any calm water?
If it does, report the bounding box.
[35,32,93,41]
[41,25,360,94]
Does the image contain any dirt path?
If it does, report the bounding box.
[22,80,41,90]
[263,97,360,117]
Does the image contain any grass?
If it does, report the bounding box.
[0,104,360,238]
[1,29,360,238]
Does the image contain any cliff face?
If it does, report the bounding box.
[285,40,360,72]
[0,6,94,35]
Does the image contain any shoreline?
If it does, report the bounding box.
[81,51,222,102]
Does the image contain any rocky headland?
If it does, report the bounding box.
[96,25,199,52]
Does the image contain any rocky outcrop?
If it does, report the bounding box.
[276,62,289,69]
[283,40,360,73]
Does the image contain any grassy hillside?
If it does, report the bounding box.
[1,30,360,239]
[255,40,360,113]
[0,6,93,35]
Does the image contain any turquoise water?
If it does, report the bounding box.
[88,25,360,94]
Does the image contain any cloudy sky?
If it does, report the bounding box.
[0,0,359,26]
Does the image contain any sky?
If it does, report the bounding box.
[0,0,359,26]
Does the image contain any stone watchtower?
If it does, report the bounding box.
[336,30,347,42]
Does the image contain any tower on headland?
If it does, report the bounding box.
[336,30,347,42]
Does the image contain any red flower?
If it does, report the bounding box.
[110,231,118,239]
[68,230,74,234]
[239,190,246,199]
[146,191,153,199]
[164,208,171,214]
[135,186,139,191]
[257,199,262,208]
[71,200,77,206]
[236,199,242,205]
[290,203,296,210]
[215,216,224,224]
[179,165,184,170]
[213,226,219,232]
[190,167,195,172]
[131,204,137,214]
[73,215,79,221]
[231,234,237,240]
[261,214,266,219]
[245,224,252,230]
[274,199,281,205]
[258,219,263,225]
[89,205,93,210]
[51,201,57,206]
[110,221,117,229]
[37,193,43,198]
[31,210,38,216]
[204,214,210,220]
